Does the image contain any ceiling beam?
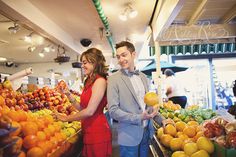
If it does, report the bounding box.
[158,24,236,42]
[0,0,81,54]
[187,0,208,25]
[220,4,236,24]
[151,0,185,41]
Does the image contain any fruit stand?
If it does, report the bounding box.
[0,80,83,157]
[148,100,236,157]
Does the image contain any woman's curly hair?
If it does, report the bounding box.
[80,48,108,85]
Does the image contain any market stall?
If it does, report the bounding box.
[0,79,82,157]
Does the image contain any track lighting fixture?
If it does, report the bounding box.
[119,3,138,21]
[8,22,20,34]
[24,32,34,43]
[28,45,36,52]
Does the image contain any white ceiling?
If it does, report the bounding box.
[0,0,155,64]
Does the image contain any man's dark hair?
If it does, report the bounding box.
[115,41,135,52]
[164,69,175,77]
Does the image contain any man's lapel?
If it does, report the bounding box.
[120,73,140,106]
[139,73,148,93]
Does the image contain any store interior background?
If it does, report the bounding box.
[0,0,236,110]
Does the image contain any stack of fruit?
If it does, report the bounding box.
[163,101,181,111]
[0,106,81,157]
[203,117,236,149]
[157,120,214,157]
[160,107,216,124]
[0,80,82,157]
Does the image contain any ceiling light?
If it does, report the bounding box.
[0,57,7,62]
[24,36,32,43]
[44,46,50,52]
[8,22,20,34]
[28,46,36,52]
[119,3,138,21]
[24,32,33,43]
[119,13,127,21]
[129,9,138,18]
[39,52,45,57]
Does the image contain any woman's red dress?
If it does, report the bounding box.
[80,75,112,157]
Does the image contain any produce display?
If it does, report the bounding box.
[156,119,214,157]
[149,97,235,157]
[203,117,236,149]
[0,80,81,157]
[160,104,216,124]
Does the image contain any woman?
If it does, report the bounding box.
[55,48,112,157]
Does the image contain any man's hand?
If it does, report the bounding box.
[141,110,153,120]
[141,105,159,120]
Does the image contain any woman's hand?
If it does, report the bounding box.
[53,112,68,122]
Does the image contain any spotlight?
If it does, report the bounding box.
[129,9,138,18]
[0,57,7,62]
[44,46,50,52]
[8,23,20,34]
[39,52,45,57]
[24,32,33,43]
[28,46,36,52]
[119,3,138,21]
[119,12,127,21]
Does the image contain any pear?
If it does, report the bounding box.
[3,80,12,90]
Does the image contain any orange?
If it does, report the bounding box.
[0,95,5,106]
[37,141,50,155]
[181,138,194,150]
[48,124,56,136]
[157,127,164,139]
[23,135,38,149]
[22,122,38,136]
[18,110,27,122]
[191,150,209,157]
[176,121,186,132]
[160,134,173,147]
[176,131,183,137]
[184,142,198,156]
[196,137,214,153]
[7,110,20,122]
[194,131,204,141]
[170,138,183,151]
[183,126,196,138]
[27,147,45,157]
[10,121,21,136]
[196,125,204,132]
[144,92,158,106]
[187,121,199,127]
[17,151,26,157]
[165,124,177,137]
[36,131,46,141]
[171,151,188,157]
[35,119,46,131]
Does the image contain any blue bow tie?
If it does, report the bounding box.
[123,69,139,76]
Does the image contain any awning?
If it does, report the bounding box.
[141,60,188,76]
[158,43,236,56]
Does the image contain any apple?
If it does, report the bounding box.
[5,98,14,107]
[227,131,236,148]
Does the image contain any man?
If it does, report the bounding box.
[164,69,187,108]
[107,41,159,157]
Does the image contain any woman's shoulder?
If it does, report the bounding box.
[95,74,107,81]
